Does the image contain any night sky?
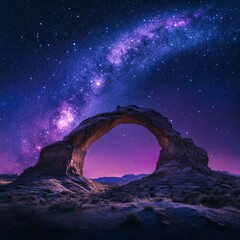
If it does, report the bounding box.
[0,0,240,177]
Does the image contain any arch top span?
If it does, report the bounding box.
[22,105,209,177]
[63,105,181,149]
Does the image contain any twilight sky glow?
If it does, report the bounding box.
[0,0,240,177]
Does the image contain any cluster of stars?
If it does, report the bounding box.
[0,1,239,175]
[54,102,76,132]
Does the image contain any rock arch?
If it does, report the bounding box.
[22,105,209,177]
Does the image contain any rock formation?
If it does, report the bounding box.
[22,105,209,177]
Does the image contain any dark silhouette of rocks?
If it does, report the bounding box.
[21,105,209,178]
[0,106,240,240]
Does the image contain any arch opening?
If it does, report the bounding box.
[69,114,169,176]
[84,124,160,178]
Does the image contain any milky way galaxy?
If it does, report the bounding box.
[56,7,218,126]
[0,1,240,177]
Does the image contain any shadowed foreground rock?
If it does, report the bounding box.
[22,105,209,178]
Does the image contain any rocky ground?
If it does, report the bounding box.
[103,164,240,209]
[0,196,240,240]
[0,166,240,240]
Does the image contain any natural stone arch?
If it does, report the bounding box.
[22,105,209,177]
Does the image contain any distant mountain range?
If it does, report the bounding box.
[1,171,239,187]
[92,173,148,186]
[0,173,149,186]
[217,171,240,177]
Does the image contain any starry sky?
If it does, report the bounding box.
[0,0,240,177]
